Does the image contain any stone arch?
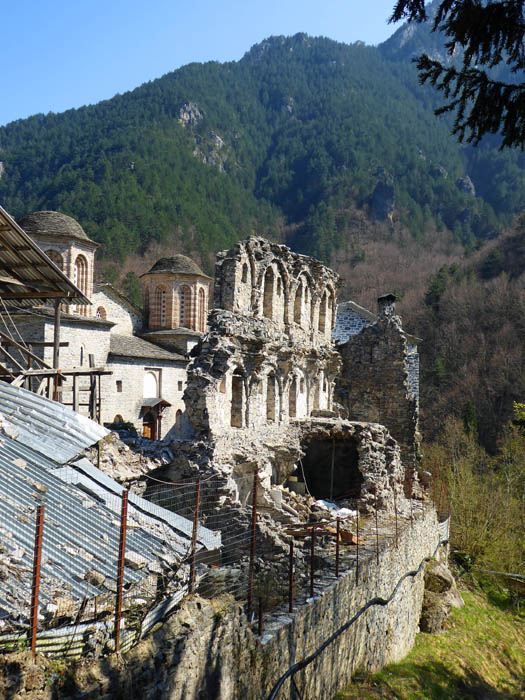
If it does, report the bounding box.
[231,368,245,428]
[179,285,192,328]
[262,267,275,320]
[45,249,63,271]
[266,371,277,422]
[288,376,297,418]
[198,287,206,332]
[143,371,158,398]
[318,291,327,333]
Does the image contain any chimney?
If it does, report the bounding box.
[377,293,396,317]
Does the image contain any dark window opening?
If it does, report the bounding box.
[231,370,244,428]
[267,374,276,422]
[178,380,183,391]
[116,380,123,393]
[300,437,363,500]
[289,376,297,418]
[241,263,248,283]
[263,267,274,320]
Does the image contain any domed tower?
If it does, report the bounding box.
[140,255,212,353]
[17,210,99,316]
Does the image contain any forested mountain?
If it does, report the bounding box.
[1,19,524,447]
[1,30,525,274]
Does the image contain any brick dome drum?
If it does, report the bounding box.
[17,211,90,242]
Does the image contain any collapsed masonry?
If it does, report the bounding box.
[163,237,418,517]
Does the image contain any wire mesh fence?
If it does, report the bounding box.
[0,462,432,657]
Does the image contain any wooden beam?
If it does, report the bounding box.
[0,329,52,368]
[15,367,112,377]
[53,300,61,369]
[0,291,76,300]
[0,340,69,347]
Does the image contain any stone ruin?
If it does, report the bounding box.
[158,237,417,518]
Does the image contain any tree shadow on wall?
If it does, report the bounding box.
[377,661,524,700]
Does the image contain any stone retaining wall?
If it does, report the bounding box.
[4,507,442,700]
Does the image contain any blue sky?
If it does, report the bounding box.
[1,1,402,127]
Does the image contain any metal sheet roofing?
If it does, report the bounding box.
[0,204,90,307]
[0,381,108,463]
[0,436,190,629]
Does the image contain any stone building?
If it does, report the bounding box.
[181,237,413,513]
[3,211,208,440]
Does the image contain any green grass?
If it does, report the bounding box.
[335,590,524,700]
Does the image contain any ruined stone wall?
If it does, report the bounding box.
[12,508,441,700]
[213,237,339,345]
[335,312,419,471]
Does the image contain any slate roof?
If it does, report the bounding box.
[17,210,98,247]
[109,334,185,362]
[143,254,211,278]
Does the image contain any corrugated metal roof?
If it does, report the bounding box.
[0,381,108,463]
[0,204,90,307]
[0,436,190,629]
[62,458,221,550]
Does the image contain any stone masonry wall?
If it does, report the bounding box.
[336,311,420,472]
[15,507,441,700]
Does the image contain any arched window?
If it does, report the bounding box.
[263,267,274,320]
[318,292,327,333]
[294,283,303,325]
[144,288,150,316]
[74,255,88,316]
[74,255,88,293]
[289,377,297,418]
[198,288,206,332]
[266,373,276,422]
[143,371,158,398]
[231,369,244,428]
[180,285,192,328]
[79,345,86,367]
[155,286,166,327]
[176,409,183,436]
[45,249,63,271]
[96,306,107,320]
[241,263,248,283]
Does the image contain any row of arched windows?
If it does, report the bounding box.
[146,284,207,331]
[229,368,330,428]
[261,265,335,333]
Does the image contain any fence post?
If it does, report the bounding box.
[288,540,294,613]
[375,490,379,567]
[189,477,201,594]
[247,470,258,620]
[335,518,340,578]
[258,597,264,636]
[115,489,128,653]
[29,504,45,660]
[355,500,359,584]
[310,526,315,598]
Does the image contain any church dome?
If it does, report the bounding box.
[17,210,91,242]
[146,255,209,277]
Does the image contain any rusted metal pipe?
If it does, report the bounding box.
[189,477,201,594]
[310,526,315,598]
[288,540,294,613]
[355,500,359,584]
[30,504,45,660]
[247,471,258,620]
[335,517,340,578]
[115,489,128,653]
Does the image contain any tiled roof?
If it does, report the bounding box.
[17,210,95,245]
[109,333,185,361]
[144,254,210,278]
